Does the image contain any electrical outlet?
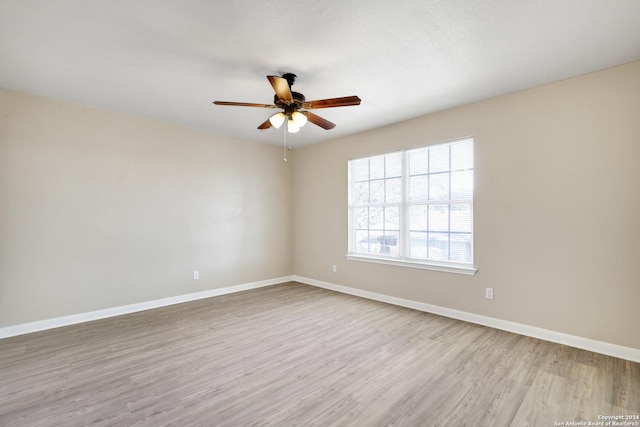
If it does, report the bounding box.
[485,287,494,300]
[332,264,337,273]
[193,271,199,280]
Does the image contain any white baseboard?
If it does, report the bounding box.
[0,276,293,340]
[4,275,638,363]
[293,275,640,363]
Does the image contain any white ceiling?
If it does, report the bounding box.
[1,1,639,147]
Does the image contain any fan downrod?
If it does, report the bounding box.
[282,73,297,88]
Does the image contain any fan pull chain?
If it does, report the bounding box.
[283,120,287,162]
[283,118,293,162]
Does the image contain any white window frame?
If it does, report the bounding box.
[347,138,477,275]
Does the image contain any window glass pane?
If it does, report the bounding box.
[370,156,385,180]
[369,231,384,254]
[355,230,369,252]
[450,204,472,232]
[380,231,400,256]
[370,180,384,203]
[384,206,400,230]
[409,175,428,202]
[386,178,402,203]
[354,207,369,229]
[354,181,369,204]
[428,205,449,232]
[410,231,428,259]
[409,148,428,175]
[429,173,450,200]
[450,233,472,262]
[385,152,402,178]
[429,144,449,173]
[451,139,473,171]
[410,205,428,231]
[451,170,473,200]
[428,233,449,260]
[369,207,384,230]
[353,158,369,181]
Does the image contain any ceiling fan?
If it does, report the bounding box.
[213,73,361,133]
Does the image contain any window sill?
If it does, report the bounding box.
[346,253,477,276]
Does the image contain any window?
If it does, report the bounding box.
[348,138,475,275]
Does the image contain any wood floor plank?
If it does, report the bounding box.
[1,282,638,426]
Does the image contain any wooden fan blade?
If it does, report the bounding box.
[267,76,293,104]
[302,111,336,130]
[213,101,276,108]
[258,118,272,130]
[302,95,361,109]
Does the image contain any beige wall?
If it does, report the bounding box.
[292,61,640,349]
[2,61,639,350]
[0,88,292,327]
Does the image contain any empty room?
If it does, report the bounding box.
[1,1,639,426]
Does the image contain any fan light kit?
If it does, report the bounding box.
[213,73,361,160]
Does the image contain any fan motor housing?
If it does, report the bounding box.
[274,91,306,111]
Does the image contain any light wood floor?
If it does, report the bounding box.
[1,282,638,426]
